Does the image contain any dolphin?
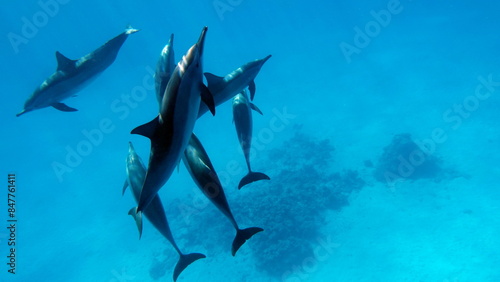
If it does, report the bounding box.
[232,89,270,189]
[154,34,175,106]
[198,55,272,118]
[16,26,139,117]
[130,27,215,232]
[183,133,263,256]
[124,142,205,282]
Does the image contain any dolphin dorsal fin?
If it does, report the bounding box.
[55,51,77,72]
[204,73,224,88]
[131,116,159,139]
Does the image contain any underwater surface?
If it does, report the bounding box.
[1,0,500,281]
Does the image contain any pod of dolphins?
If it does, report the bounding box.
[16,26,140,116]
[17,26,272,281]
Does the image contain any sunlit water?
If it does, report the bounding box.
[1,1,499,281]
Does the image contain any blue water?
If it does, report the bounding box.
[2,0,500,281]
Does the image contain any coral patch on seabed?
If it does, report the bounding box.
[373,133,444,186]
[236,129,365,277]
[164,128,366,279]
[149,247,175,280]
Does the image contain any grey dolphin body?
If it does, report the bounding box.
[130,27,215,232]
[232,90,270,189]
[124,142,205,282]
[183,133,263,256]
[16,26,139,117]
[154,34,175,106]
[198,55,271,118]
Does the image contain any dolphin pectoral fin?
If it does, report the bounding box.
[55,51,77,72]
[238,171,270,189]
[248,80,256,100]
[250,103,263,115]
[200,84,216,116]
[131,116,159,139]
[173,253,206,282]
[128,207,143,239]
[122,180,129,196]
[204,72,224,89]
[232,227,264,256]
[52,102,78,112]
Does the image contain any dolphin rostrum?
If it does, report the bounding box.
[124,142,205,282]
[183,133,263,255]
[130,27,215,232]
[232,89,269,189]
[16,26,139,117]
[154,34,175,106]
[198,55,271,118]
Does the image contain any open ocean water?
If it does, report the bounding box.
[1,0,500,281]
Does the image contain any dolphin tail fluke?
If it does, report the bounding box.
[127,207,143,239]
[238,172,270,189]
[232,227,264,256]
[173,253,206,282]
